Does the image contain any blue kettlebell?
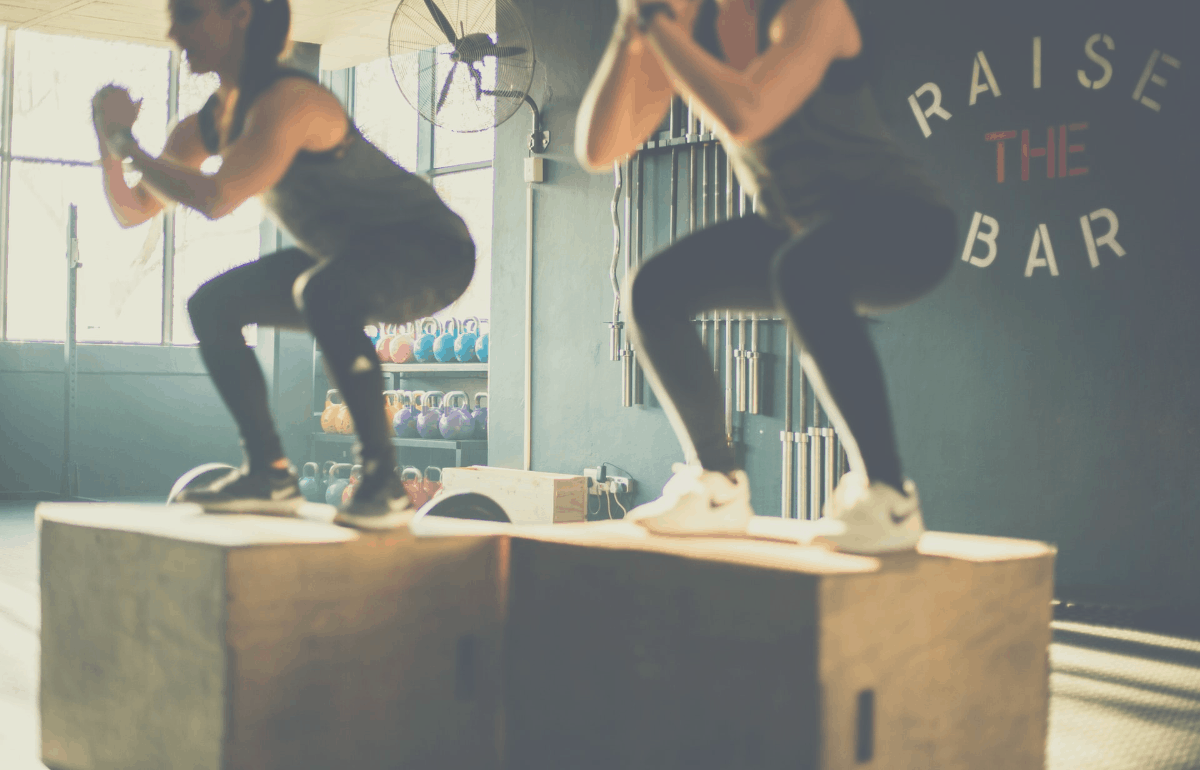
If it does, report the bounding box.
[319,460,336,498]
[393,391,420,438]
[433,318,460,363]
[439,391,475,439]
[414,318,441,363]
[325,463,351,506]
[475,320,489,363]
[455,318,480,363]
[417,391,445,439]
[471,392,488,438]
[298,462,321,502]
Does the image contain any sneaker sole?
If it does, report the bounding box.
[175,496,305,516]
[332,509,413,531]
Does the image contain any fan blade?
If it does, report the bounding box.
[469,66,483,100]
[436,60,459,112]
[482,89,526,99]
[423,0,457,46]
[489,46,528,58]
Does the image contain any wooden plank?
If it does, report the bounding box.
[442,466,587,525]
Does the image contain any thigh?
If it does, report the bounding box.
[779,197,958,315]
[631,214,790,316]
[192,248,317,330]
[301,236,476,326]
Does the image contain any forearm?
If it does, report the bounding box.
[641,12,752,142]
[127,143,221,219]
[576,15,673,171]
[99,155,159,228]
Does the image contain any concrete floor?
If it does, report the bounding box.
[2,499,1199,769]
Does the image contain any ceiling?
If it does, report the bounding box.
[0,0,406,71]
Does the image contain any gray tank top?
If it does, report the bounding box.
[695,0,947,233]
[198,68,471,260]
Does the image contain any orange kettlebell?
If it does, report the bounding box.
[401,466,427,508]
[383,390,401,427]
[321,390,343,434]
[389,322,416,364]
[336,399,355,435]
[410,390,426,412]
[342,464,363,506]
[374,324,395,361]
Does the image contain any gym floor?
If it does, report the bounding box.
[1,499,1198,769]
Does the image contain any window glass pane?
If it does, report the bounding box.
[179,68,220,123]
[11,30,169,161]
[7,161,163,343]
[171,202,264,345]
[354,57,419,171]
[432,167,492,324]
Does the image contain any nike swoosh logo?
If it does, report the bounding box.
[890,509,915,525]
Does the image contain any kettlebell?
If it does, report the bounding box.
[320,460,336,498]
[383,390,401,428]
[417,391,445,439]
[393,391,420,438]
[475,319,489,363]
[389,322,416,364]
[423,466,444,502]
[471,392,488,438]
[401,466,427,508]
[411,390,426,411]
[325,463,352,506]
[414,318,441,363]
[299,462,321,502]
[455,318,480,363]
[336,398,355,435]
[433,318,460,363]
[366,324,382,348]
[374,324,395,361]
[321,390,344,434]
[439,391,475,440]
[342,464,363,506]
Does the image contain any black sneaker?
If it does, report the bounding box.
[175,465,304,515]
[333,466,414,531]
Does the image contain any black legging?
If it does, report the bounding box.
[626,193,956,490]
[188,237,474,472]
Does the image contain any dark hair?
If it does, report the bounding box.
[224,0,291,141]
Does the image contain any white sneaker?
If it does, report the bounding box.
[810,471,925,554]
[627,464,755,536]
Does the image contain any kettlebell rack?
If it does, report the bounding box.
[610,97,846,520]
[308,341,488,470]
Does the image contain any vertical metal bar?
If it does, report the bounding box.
[162,48,180,345]
[781,329,794,519]
[609,162,623,362]
[797,346,808,519]
[0,30,16,340]
[621,155,634,407]
[735,314,746,412]
[822,427,835,509]
[63,205,79,497]
[523,184,534,470]
[747,193,761,414]
[632,149,644,405]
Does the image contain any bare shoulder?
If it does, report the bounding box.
[246,75,350,151]
[770,0,862,60]
[257,75,345,119]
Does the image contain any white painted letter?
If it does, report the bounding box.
[1033,37,1042,89]
[969,51,1002,106]
[1024,224,1060,277]
[1133,50,1182,112]
[907,83,953,138]
[1080,208,1126,268]
[1077,34,1115,90]
[961,212,1000,268]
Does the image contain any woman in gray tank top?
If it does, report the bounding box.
[91,0,474,530]
[578,0,956,554]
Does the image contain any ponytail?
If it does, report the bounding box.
[226,0,292,140]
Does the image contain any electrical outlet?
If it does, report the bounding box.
[583,467,635,497]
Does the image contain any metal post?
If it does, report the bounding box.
[747,194,762,414]
[621,156,634,407]
[608,161,623,362]
[797,348,808,519]
[632,149,645,405]
[822,427,836,511]
[62,205,80,498]
[0,31,16,340]
[781,330,794,519]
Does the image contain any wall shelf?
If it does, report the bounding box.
[380,362,489,375]
[310,432,487,467]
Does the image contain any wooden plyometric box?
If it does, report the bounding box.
[440,465,587,524]
[37,503,510,770]
[496,521,1056,770]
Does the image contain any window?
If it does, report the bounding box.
[432,168,492,322]
[5,30,169,343]
[353,56,419,171]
